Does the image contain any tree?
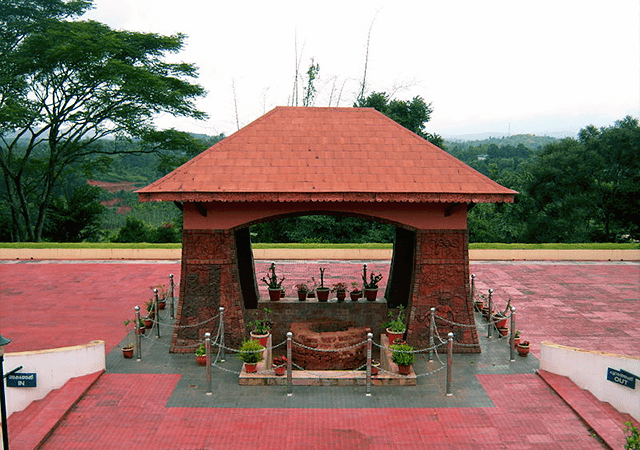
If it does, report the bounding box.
[0,1,206,241]
[355,92,444,148]
[42,184,105,242]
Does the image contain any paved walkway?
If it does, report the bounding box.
[1,260,639,449]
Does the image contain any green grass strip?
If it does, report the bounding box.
[1,242,637,250]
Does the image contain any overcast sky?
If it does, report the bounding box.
[86,0,639,139]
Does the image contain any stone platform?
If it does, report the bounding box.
[238,333,416,386]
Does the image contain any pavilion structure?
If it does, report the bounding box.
[137,107,516,353]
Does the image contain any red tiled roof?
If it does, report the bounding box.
[137,107,517,203]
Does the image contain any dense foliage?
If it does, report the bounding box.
[0,0,206,241]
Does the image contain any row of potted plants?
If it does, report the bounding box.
[121,283,170,358]
[475,296,530,357]
[261,263,384,302]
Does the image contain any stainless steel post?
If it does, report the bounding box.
[218,306,226,363]
[169,273,175,320]
[509,306,516,362]
[428,307,436,362]
[205,332,212,396]
[135,306,142,361]
[366,332,372,397]
[154,288,160,339]
[446,332,454,397]
[286,332,293,396]
[486,289,494,339]
[470,274,476,301]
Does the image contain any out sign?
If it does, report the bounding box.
[606,368,637,389]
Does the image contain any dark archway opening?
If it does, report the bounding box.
[234,213,415,312]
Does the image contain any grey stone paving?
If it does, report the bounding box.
[107,308,539,409]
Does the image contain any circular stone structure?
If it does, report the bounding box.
[290,320,372,370]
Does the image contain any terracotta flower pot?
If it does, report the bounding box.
[350,291,362,301]
[364,288,378,301]
[498,327,509,337]
[517,345,530,357]
[273,364,286,376]
[250,331,270,347]
[144,318,153,329]
[371,361,380,375]
[398,364,411,375]
[268,288,281,301]
[297,290,307,301]
[158,300,166,310]
[122,347,134,358]
[316,288,330,302]
[196,355,207,366]
[386,328,404,344]
[336,290,346,302]
[244,363,258,373]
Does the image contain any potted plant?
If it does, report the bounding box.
[261,262,285,301]
[492,311,507,330]
[295,283,308,301]
[350,282,362,301]
[145,299,156,319]
[362,265,383,301]
[474,294,485,312]
[371,359,380,375]
[273,355,287,376]
[195,343,207,366]
[307,277,317,298]
[390,343,415,375]
[316,267,330,302]
[122,320,135,358]
[238,339,264,373]
[137,318,146,335]
[247,307,272,347]
[143,316,154,329]
[332,282,347,302]
[513,330,521,347]
[384,306,406,343]
[150,284,168,310]
[517,340,530,357]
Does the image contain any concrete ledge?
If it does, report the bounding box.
[1,248,638,261]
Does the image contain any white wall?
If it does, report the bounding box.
[4,340,106,416]
[540,341,640,421]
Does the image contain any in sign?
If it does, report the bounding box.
[606,368,637,389]
[6,372,37,388]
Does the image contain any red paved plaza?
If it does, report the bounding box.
[1,260,638,449]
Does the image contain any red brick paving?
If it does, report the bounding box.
[2,260,638,449]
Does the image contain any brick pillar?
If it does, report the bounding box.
[171,229,246,353]
[406,229,480,353]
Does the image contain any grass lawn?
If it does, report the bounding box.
[0,242,638,250]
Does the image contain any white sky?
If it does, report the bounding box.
[86,0,640,138]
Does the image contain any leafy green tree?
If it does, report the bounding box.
[355,92,444,147]
[113,216,149,243]
[0,1,206,241]
[42,184,105,242]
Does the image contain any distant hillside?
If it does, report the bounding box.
[444,134,558,150]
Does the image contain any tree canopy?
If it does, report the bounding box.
[0,0,206,241]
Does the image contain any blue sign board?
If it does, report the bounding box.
[6,372,37,388]
[606,368,637,389]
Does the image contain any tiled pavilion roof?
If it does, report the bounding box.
[137,107,516,203]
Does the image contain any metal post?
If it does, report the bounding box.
[486,289,494,339]
[169,273,175,320]
[446,332,454,397]
[154,288,161,339]
[428,307,436,362]
[509,306,516,362]
[205,333,212,396]
[470,274,476,301]
[286,332,293,396]
[366,332,372,396]
[0,343,10,450]
[218,307,226,363]
[135,306,142,361]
